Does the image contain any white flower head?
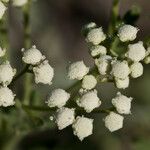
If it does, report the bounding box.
[0,47,6,57]
[22,45,45,65]
[84,22,97,30]
[0,1,7,20]
[12,0,28,7]
[47,89,70,108]
[115,77,129,89]
[82,75,97,90]
[126,41,146,62]
[144,56,150,64]
[77,90,101,113]
[112,92,133,114]
[95,55,112,75]
[0,61,16,86]
[72,116,93,141]
[90,45,107,57]
[118,24,139,42]
[0,87,15,107]
[111,60,130,79]
[86,27,106,45]
[56,107,75,130]
[104,112,124,132]
[68,61,89,80]
[33,60,54,85]
[130,62,143,78]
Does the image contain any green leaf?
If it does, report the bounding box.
[123,5,141,25]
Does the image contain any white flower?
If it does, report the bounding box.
[104,112,124,132]
[90,45,107,57]
[111,60,130,79]
[0,1,7,20]
[84,22,97,30]
[95,55,112,75]
[12,0,28,7]
[144,56,150,64]
[0,47,6,57]
[118,25,138,42]
[86,27,106,45]
[145,46,150,57]
[130,62,143,78]
[0,61,16,86]
[0,87,15,107]
[82,75,97,90]
[77,90,101,113]
[33,60,54,85]
[72,116,93,141]
[55,107,75,130]
[115,77,129,89]
[68,61,89,80]
[47,89,70,108]
[112,92,132,114]
[126,41,146,62]
[22,45,45,65]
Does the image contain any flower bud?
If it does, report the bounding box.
[68,61,89,80]
[47,89,70,108]
[56,107,75,130]
[72,116,93,141]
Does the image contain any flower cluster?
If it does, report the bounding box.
[47,22,149,141]
[0,45,54,107]
[0,47,16,107]
[22,45,54,85]
[0,0,28,21]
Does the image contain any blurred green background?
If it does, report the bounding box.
[0,0,150,150]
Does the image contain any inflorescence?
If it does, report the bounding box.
[46,22,150,141]
[0,1,150,141]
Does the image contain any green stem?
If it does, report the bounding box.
[22,104,114,114]
[108,0,120,35]
[9,65,30,87]
[23,1,32,105]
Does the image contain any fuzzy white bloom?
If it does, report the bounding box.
[86,27,106,45]
[68,61,89,80]
[72,116,93,141]
[118,25,138,42]
[90,45,107,57]
[115,77,129,89]
[104,112,124,132]
[0,47,6,57]
[84,22,97,30]
[0,1,6,20]
[33,60,54,85]
[130,62,143,78]
[144,56,150,64]
[22,45,45,65]
[47,89,70,108]
[12,0,28,7]
[95,55,112,75]
[126,42,146,62]
[112,92,132,114]
[0,87,15,107]
[111,60,130,79]
[82,75,97,90]
[55,107,75,130]
[77,90,101,113]
[0,61,16,86]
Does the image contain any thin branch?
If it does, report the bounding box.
[8,65,30,87]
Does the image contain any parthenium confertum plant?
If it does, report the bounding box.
[0,0,150,143]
